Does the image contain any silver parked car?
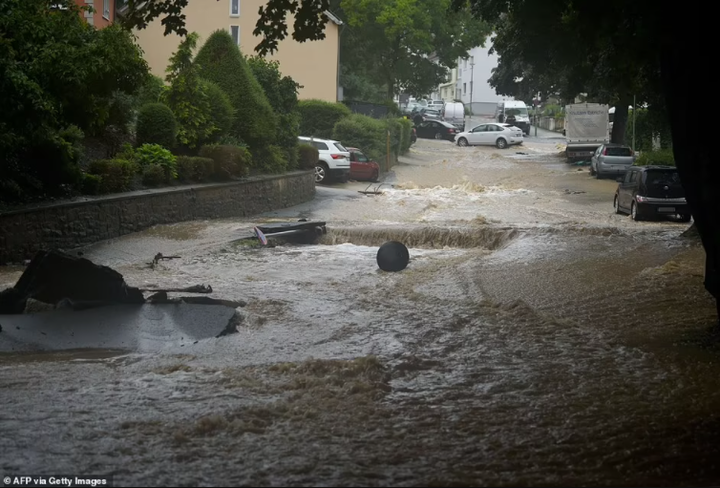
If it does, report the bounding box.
[454,123,524,149]
[590,143,636,179]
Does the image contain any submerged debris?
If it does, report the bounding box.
[0,250,144,315]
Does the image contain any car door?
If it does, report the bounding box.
[352,151,371,178]
[620,170,638,209]
[416,121,431,138]
[468,124,487,145]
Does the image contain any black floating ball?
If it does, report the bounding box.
[376,241,410,272]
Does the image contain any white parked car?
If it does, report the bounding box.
[454,123,524,149]
[298,136,351,184]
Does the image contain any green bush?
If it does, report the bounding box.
[298,99,352,139]
[136,75,166,106]
[142,164,168,187]
[332,113,386,162]
[176,156,215,182]
[87,159,137,193]
[81,173,103,195]
[136,103,177,148]
[251,144,288,174]
[163,33,216,149]
[398,117,413,154]
[384,117,403,157]
[202,80,235,142]
[297,144,319,170]
[199,144,252,180]
[635,148,675,167]
[134,143,178,179]
[194,30,278,147]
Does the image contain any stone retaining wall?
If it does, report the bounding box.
[0,171,315,264]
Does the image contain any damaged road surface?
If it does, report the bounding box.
[0,250,245,353]
[2,139,720,487]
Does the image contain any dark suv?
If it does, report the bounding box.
[614,165,691,222]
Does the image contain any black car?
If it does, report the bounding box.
[414,120,459,141]
[614,165,691,222]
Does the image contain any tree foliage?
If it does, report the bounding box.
[0,0,148,202]
[193,30,278,147]
[162,33,216,149]
[334,0,490,98]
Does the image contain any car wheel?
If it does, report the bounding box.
[613,195,622,214]
[589,165,596,176]
[458,137,468,147]
[314,163,329,184]
[496,138,508,149]
[434,132,443,140]
[595,169,602,179]
[679,214,692,223]
[631,201,642,221]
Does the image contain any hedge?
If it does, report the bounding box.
[87,159,137,194]
[199,144,252,180]
[332,113,386,162]
[298,99,351,139]
[135,103,177,148]
[251,144,288,174]
[176,156,215,182]
[142,164,168,187]
[202,80,235,141]
[297,144,319,170]
[398,117,413,154]
[194,30,277,147]
[634,148,675,167]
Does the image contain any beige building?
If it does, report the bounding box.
[133,0,342,102]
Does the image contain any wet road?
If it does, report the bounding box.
[2,136,719,486]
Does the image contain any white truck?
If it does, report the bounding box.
[564,103,610,164]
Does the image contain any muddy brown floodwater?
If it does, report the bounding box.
[2,137,720,486]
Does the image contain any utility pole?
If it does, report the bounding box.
[632,94,636,152]
[469,60,475,109]
[534,91,539,137]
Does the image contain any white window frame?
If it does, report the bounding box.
[103,0,111,20]
[230,25,240,46]
[230,0,240,17]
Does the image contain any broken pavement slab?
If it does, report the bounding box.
[0,303,241,353]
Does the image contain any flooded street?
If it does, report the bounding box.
[2,134,719,486]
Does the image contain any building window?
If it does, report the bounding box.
[463,83,467,95]
[230,25,240,45]
[103,0,111,19]
[230,0,239,17]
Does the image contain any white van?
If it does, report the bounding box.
[442,102,465,130]
[495,100,531,135]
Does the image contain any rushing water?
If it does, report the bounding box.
[1,138,718,486]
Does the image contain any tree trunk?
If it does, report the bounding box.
[610,96,631,144]
[661,37,720,324]
[387,78,395,100]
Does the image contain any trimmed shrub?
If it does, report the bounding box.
[136,75,166,106]
[297,144,319,170]
[81,173,103,195]
[384,117,403,157]
[298,99,352,139]
[251,145,288,174]
[332,113,386,162]
[194,30,277,147]
[202,80,235,142]
[635,148,675,167]
[398,117,413,154]
[136,103,177,148]
[199,144,252,180]
[87,159,137,193]
[177,156,215,182]
[134,143,178,179]
[142,164,168,187]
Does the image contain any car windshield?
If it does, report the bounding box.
[354,152,368,162]
[425,109,440,115]
[505,107,528,117]
[606,146,632,156]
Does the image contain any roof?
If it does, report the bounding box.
[502,100,527,107]
[298,136,339,143]
[324,10,343,26]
